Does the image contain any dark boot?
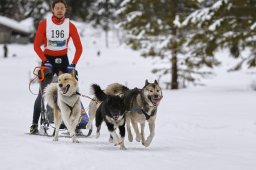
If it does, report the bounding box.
[30,124,39,134]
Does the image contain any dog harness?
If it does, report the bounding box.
[59,93,80,118]
[130,107,156,120]
[62,91,98,117]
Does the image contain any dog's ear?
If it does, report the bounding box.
[145,79,149,86]
[70,70,76,78]
[58,70,64,75]
[154,80,158,84]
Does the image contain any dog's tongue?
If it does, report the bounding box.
[152,99,159,105]
[152,96,162,105]
[60,87,68,94]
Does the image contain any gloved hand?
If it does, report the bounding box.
[42,60,53,69]
[67,63,76,72]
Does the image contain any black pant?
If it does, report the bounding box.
[32,55,69,125]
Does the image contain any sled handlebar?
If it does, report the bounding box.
[33,66,48,82]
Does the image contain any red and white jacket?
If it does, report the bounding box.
[34,15,83,64]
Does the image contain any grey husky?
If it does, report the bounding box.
[87,80,163,147]
[44,72,81,143]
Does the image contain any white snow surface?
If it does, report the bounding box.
[0,26,256,170]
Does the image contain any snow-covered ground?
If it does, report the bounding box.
[0,27,256,170]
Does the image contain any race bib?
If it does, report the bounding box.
[46,16,69,51]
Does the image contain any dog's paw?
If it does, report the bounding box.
[135,135,141,142]
[143,138,152,147]
[128,134,133,142]
[53,138,58,142]
[120,145,127,150]
[113,138,122,146]
[119,139,127,150]
[72,138,79,143]
[142,142,150,147]
[96,132,100,139]
[109,137,113,143]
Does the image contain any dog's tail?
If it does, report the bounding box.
[43,83,58,109]
[105,83,129,97]
[91,84,107,101]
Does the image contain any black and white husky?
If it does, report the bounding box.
[105,80,163,147]
[44,72,81,143]
[91,84,126,150]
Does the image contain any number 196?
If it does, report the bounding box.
[51,30,64,38]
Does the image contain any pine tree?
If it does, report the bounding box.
[183,0,256,71]
[0,0,29,21]
[18,0,36,19]
[31,0,49,29]
[89,0,121,48]
[67,0,94,21]
[118,0,217,89]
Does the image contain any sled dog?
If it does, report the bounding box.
[105,80,163,147]
[44,72,81,143]
[86,84,128,131]
[91,84,126,150]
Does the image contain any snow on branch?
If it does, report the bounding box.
[182,0,229,27]
[209,18,223,31]
[250,22,256,30]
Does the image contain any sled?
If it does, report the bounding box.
[39,102,92,138]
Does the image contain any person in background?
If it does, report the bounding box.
[30,0,83,134]
[3,44,8,58]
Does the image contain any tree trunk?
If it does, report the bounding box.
[169,0,179,89]
[171,48,178,89]
[105,0,109,48]
[171,25,179,89]
[105,29,109,48]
